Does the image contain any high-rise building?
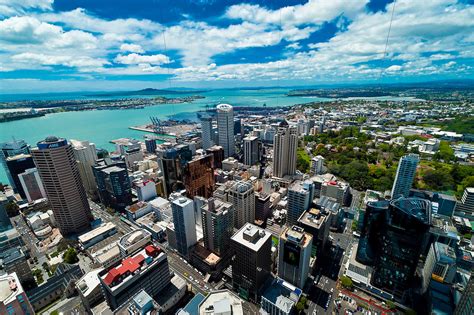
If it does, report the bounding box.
[183,154,215,199]
[255,192,271,221]
[421,242,456,293]
[124,146,144,170]
[243,136,259,166]
[206,145,225,169]
[391,153,419,198]
[157,144,192,196]
[455,275,474,315]
[455,187,474,218]
[171,197,197,257]
[0,272,34,315]
[297,208,330,258]
[70,139,98,199]
[93,158,132,211]
[32,136,93,235]
[228,181,255,229]
[99,244,172,310]
[201,115,214,150]
[0,247,34,287]
[18,168,46,203]
[201,198,233,257]
[144,138,157,154]
[278,225,312,289]
[287,181,314,226]
[5,154,35,198]
[273,121,297,178]
[0,193,12,232]
[217,104,235,158]
[320,180,350,206]
[0,139,30,190]
[310,155,324,175]
[357,197,432,297]
[231,223,272,302]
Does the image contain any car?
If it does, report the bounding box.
[330,288,334,293]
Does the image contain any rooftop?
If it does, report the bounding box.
[231,223,271,252]
[0,273,23,306]
[198,290,243,315]
[261,278,302,313]
[390,197,432,225]
[76,268,104,297]
[298,208,327,229]
[177,293,205,315]
[78,222,116,244]
[281,225,312,247]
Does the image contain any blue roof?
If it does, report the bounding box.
[177,293,205,315]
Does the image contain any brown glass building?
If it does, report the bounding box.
[32,136,93,235]
[184,154,215,198]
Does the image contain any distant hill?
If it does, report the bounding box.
[89,88,208,97]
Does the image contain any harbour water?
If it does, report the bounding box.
[0,88,419,183]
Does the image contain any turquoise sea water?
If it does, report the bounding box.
[0,88,330,183]
[0,88,420,183]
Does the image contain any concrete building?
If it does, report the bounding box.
[206,145,225,169]
[184,154,215,199]
[273,121,297,178]
[70,139,98,199]
[287,181,314,226]
[261,277,303,315]
[18,168,45,203]
[118,229,152,258]
[255,192,271,221]
[144,138,157,154]
[124,146,144,170]
[5,154,35,199]
[198,290,244,315]
[217,104,235,158]
[228,181,255,229]
[455,187,474,218]
[0,247,34,287]
[31,136,93,235]
[391,153,419,198]
[278,225,313,289]
[320,180,350,207]
[0,139,30,192]
[171,197,197,256]
[0,272,34,315]
[201,198,234,257]
[134,179,157,202]
[422,242,456,293]
[231,223,272,302]
[76,268,104,311]
[455,275,474,315]
[125,201,153,221]
[243,135,259,166]
[78,222,117,249]
[310,155,324,175]
[201,115,214,150]
[297,208,330,257]
[99,245,172,310]
[0,193,12,232]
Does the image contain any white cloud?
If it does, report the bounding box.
[0,0,52,17]
[120,43,144,53]
[11,52,109,69]
[386,65,402,72]
[114,53,170,65]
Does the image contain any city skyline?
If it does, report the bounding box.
[1,0,473,93]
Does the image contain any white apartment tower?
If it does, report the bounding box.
[70,139,98,199]
[228,181,255,229]
[273,120,298,178]
[217,104,235,158]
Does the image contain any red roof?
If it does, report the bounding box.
[329,181,337,185]
[103,254,145,286]
[145,245,161,257]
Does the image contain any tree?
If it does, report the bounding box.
[386,300,396,310]
[5,201,19,217]
[62,248,78,264]
[423,169,454,191]
[340,275,353,289]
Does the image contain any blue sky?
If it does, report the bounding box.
[0,0,473,92]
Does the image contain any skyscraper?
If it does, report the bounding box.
[243,136,259,166]
[287,181,313,226]
[70,139,98,199]
[228,181,255,229]
[455,187,474,218]
[0,139,30,190]
[391,153,419,198]
[183,154,215,199]
[231,223,272,302]
[93,158,132,211]
[171,197,197,257]
[18,168,45,203]
[5,154,35,199]
[201,115,214,150]
[273,120,297,178]
[0,193,12,232]
[278,225,313,289]
[217,104,235,158]
[201,198,233,257]
[32,136,93,235]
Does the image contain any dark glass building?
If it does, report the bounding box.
[93,158,132,211]
[357,197,432,297]
[158,144,192,196]
[5,154,35,199]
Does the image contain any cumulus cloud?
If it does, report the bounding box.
[114,53,170,65]
[120,43,144,53]
[0,0,52,17]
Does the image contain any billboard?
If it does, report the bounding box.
[283,242,301,266]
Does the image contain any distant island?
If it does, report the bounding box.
[89,88,208,97]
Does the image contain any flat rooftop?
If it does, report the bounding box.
[231,223,271,252]
[298,208,327,229]
[281,225,312,247]
[199,290,243,315]
[78,222,116,244]
[0,273,23,306]
[262,278,302,313]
